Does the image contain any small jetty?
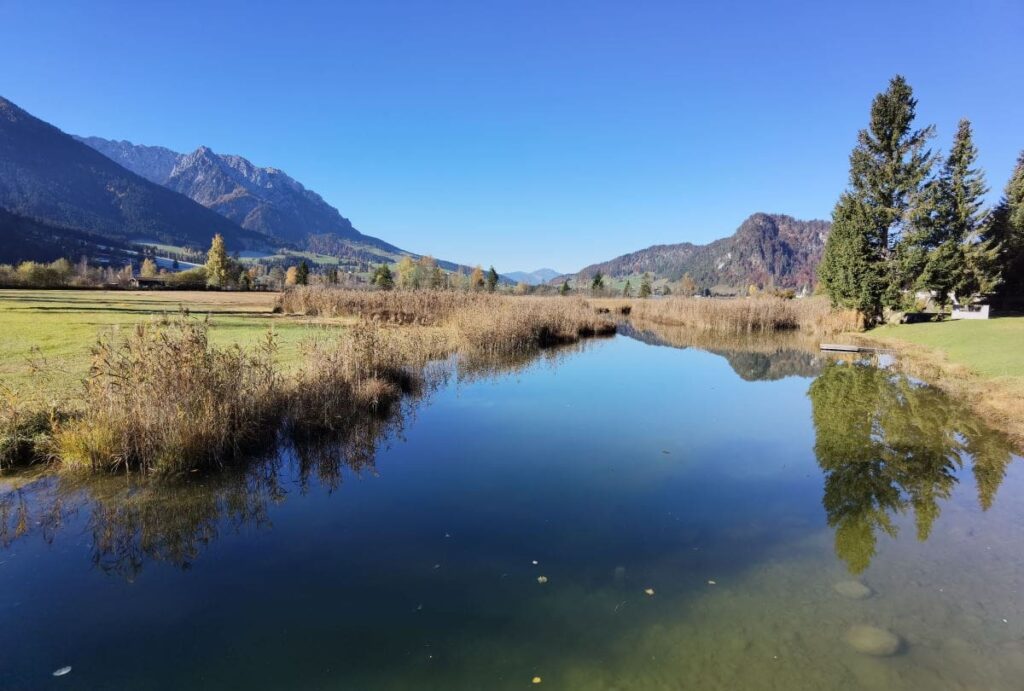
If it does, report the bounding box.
[819,343,890,354]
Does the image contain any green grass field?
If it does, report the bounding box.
[0,289,352,396]
[871,316,1024,380]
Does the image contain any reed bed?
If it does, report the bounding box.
[5,291,614,475]
[277,288,617,355]
[628,296,861,335]
[55,316,282,474]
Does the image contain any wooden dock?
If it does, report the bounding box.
[819,343,892,354]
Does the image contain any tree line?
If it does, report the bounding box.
[819,75,1024,322]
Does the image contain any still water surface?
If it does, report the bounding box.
[2,330,1022,690]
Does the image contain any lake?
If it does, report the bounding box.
[2,328,1022,690]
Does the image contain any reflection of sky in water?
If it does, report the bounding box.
[0,332,1021,690]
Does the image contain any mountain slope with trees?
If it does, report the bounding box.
[0,96,264,250]
[570,213,830,291]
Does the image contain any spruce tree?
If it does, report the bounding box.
[638,273,652,298]
[916,119,992,306]
[591,271,604,293]
[559,279,570,296]
[987,152,1024,305]
[372,264,394,290]
[819,194,884,317]
[820,76,935,320]
[485,266,499,292]
[296,261,310,286]
[623,280,632,297]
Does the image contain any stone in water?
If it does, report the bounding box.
[52,666,72,677]
[834,580,872,599]
[845,625,901,656]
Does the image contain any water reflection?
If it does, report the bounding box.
[618,320,825,380]
[0,408,408,579]
[0,335,1018,587]
[808,360,1015,573]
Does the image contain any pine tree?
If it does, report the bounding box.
[205,233,230,288]
[638,273,652,298]
[820,76,935,320]
[622,280,632,297]
[559,279,571,296]
[917,119,994,307]
[372,264,395,290]
[987,152,1024,305]
[485,266,499,292]
[295,261,310,286]
[591,271,604,293]
[819,193,885,317]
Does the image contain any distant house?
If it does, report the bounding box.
[129,275,166,289]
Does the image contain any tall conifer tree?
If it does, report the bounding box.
[819,76,935,320]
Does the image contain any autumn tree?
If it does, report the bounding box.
[140,258,158,278]
[469,266,484,291]
[680,273,696,296]
[206,233,230,288]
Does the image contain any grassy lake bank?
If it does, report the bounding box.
[855,317,1024,445]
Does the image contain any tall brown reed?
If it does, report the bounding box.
[629,295,860,336]
[55,315,282,474]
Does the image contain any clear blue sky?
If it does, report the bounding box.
[2,0,1022,272]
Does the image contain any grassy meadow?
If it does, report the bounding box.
[0,289,346,394]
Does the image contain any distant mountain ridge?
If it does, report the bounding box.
[504,268,562,285]
[0,96,264,251]
[77,136,405,262]
[571,213,830,291]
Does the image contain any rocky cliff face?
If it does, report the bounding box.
[79,136,402,255]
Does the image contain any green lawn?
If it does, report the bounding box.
[870,316,1024,380]
[0,289,351,395]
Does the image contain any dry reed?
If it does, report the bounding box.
[628,295,861,336]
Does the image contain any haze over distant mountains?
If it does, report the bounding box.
[568,213,830,291]
[504,268,562,285]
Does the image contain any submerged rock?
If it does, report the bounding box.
[845,625,902,656]
[834,580,873,600]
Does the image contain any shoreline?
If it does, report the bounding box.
[853,331,1024,449]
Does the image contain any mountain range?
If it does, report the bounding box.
[0,95,469,270]
[567,213,830,291]
[76,136,408,264]
[504,268,562,285]
[0,96,264,256]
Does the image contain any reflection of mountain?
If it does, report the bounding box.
[808,361,1016,574]
[619,320,824,381]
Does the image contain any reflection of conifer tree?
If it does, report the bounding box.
[808,361,1015,573]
